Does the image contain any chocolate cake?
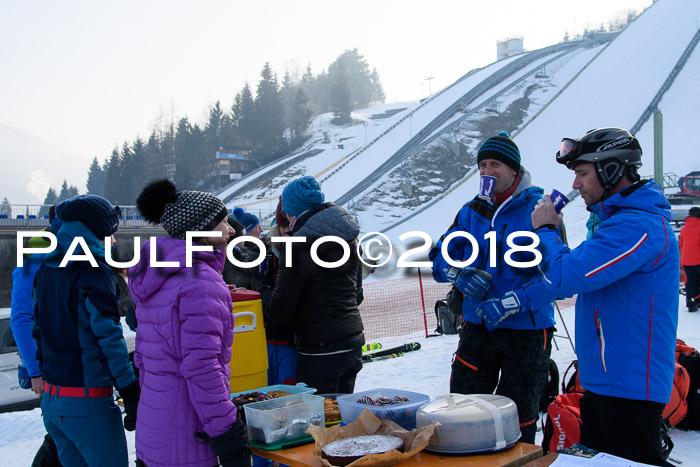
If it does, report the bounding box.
[321,435,404,466]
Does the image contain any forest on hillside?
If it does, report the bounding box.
[39,49,384,206]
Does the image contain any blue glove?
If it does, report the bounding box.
[476,291,522,331]
[443,266,492,301]
[17,362,31,390]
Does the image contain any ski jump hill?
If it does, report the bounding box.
[217,0,700,244]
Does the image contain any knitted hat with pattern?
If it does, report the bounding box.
[477,131,521,172]
[136,179,228,240]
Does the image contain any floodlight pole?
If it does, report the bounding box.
[424,76,435,95]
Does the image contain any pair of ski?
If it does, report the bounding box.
[361,342,421,362]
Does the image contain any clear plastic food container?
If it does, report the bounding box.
[244,393,324,445]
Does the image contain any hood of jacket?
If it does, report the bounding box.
[292,203,360,241]
[590,179,671,223]
[129,236,226,302]
[512,166,536,198]
[44,221,107,268]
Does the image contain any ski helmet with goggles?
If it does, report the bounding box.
[556,127,642,193]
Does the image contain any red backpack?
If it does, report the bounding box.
[542,343,692,455]
[675,339,700,431]
[661,363,690,426]
[542,392,583,454]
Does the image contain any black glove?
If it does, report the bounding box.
[119,381,140,432]
[196,416,252,467]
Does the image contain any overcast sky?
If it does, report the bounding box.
[0,0,652,201]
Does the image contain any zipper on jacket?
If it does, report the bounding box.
[594,311,607,373]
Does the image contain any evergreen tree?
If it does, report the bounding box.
[120,140,134,202]
[329,60,353,125]
[328,49,384,109]
[173,117,194,189]
[38,189,58,218]
[205,101,224,150]
[0,197,11,218]
[144,130,166,181]
[127,137,148,203]
[103,147,123,204]
[289,86,312,143]
[253,62,286,164]
[160,123,176,181]
[280,71,296,142]
[86,157,106,196]
[189,123,209,188]
[313,70,331,114]
[57,180,79,202]
[301,64,318,113]
[370,67,386,104]
[231,83,255,146]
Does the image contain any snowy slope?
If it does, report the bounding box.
[517,0,700,187]
[376,0,700,246]
[635,26,700,179]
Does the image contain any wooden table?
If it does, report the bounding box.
[523,453,559,466]
[252,442,542,466]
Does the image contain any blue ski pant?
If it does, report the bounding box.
[41,391,128,467]
[266,343,298,386]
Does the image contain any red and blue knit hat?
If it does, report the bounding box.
[477,131,521,172]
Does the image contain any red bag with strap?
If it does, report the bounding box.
[542,392,583,455]
[662,363,690,426]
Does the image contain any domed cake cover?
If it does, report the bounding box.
[416,394,521,454]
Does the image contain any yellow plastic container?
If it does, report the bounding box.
[229,289,268,393]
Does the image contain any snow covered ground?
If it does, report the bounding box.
[1,295,698,465]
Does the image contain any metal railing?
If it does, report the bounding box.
[0,205,275,230]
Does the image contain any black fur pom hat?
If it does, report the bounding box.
[136,179,228,240]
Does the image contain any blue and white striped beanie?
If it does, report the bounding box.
[477,131,521,172]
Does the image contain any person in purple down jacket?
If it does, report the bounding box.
[129,179,252,467]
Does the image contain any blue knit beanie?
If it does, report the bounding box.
[233,207,260,232]
[282,176,325,217]
[55,194,121,239]
[477,131,521,172]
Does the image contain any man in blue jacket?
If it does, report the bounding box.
[11,208,62,466]
[532,128,678,465]
[430,132,560,443]
[33,195,139,467]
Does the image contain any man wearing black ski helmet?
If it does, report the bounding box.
[531,127,679,465]
[555,127,642,203]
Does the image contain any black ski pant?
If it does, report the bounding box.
[32,433,61,467]
[295,348,363,394]
[580,391,665,466]
[685,264,700,310]
[450,323,553,444]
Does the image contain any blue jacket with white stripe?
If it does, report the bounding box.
[536,180,679,403]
